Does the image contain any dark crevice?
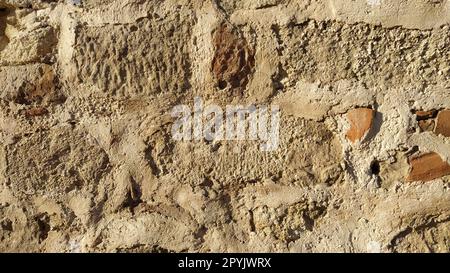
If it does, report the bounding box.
[1,219,13,232]
[200,177,214,188]
[249,210,256,232]
[370,160,380,176]
[271,24,284,56]
[256,4,278,10]
[0,8,10,51]
[35,214,50,243]
[271,63,288,92]
[144,146,162,177]
[193,225,208,244]
[122,176,143,213]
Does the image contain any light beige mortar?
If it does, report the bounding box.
[0,0,448,253]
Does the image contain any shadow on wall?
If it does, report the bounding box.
[0,8,9,51]
[365,108,383,144]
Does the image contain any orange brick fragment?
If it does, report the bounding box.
[434,110,450,137]
[407,152,450,182]
[346,108,375,143]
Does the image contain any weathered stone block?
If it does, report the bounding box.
[71,10,194,96]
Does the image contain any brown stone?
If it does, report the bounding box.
[0,64,62,105]
[346,108,375,143]
[211,23,254,92]
[415,110,436,120]
[31,66,55,102]
[418,119,435,132]
[24,107,48,117]
[434,110,450,137]
[407,152,450,182]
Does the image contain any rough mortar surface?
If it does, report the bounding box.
[0,0,449,253]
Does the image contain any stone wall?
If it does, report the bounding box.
[0,0,449,252]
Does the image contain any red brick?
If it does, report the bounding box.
[434,110,450,137]
[346,108,375,143]
[406,152,450,182]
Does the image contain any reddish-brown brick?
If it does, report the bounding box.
[211,23,254,93]
[434,110,450,137]
[346,108,375,143]
[406,152,450,182]
[415,110,436,120]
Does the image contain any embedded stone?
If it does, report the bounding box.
[346,108,375,143]
[418,119,435,132]
[211,23,254,92]
[407,152,450,182]
[434,110,450,137]
[415,110,436,120]
[24,107,48,117]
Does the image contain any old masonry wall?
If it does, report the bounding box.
[0,0,449,252]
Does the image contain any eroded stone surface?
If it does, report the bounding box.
[0,64,61,105]
[211,23,254,93]
[282,20,450,89]
[0,0,449,253]
[71,6,195,96]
